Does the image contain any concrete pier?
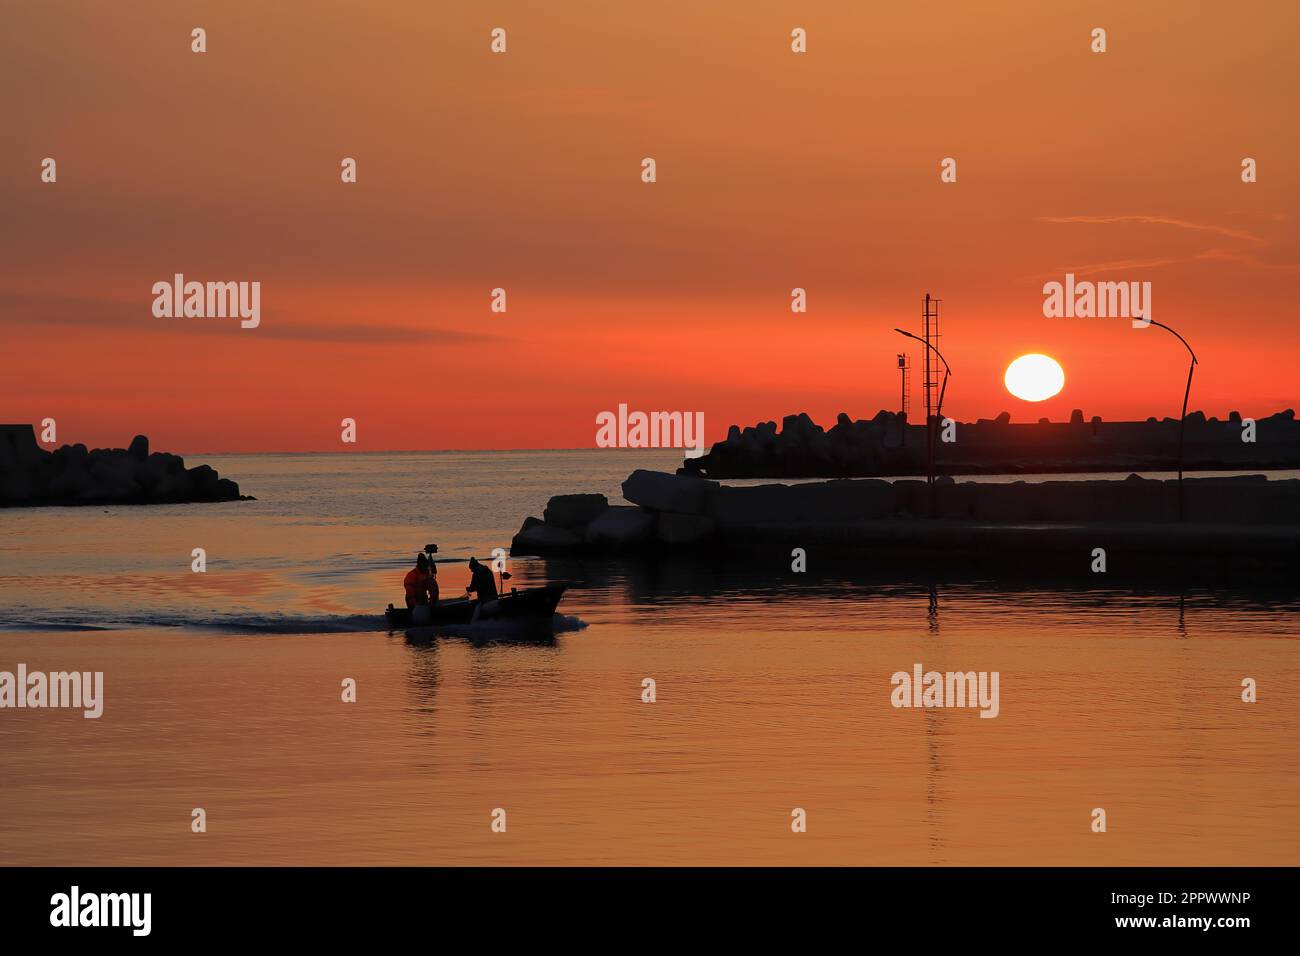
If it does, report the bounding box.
[511,470,1300,575]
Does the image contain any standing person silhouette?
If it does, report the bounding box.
[465,557,498,604]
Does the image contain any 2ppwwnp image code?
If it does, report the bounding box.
[0,0,1295,943]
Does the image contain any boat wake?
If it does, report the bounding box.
[1,609,588,637]
[0,609,388,635]
[0,619,116,632]
[204,612,389,634]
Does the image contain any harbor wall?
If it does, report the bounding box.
[682,409,1300,479]
[510,470,1300,571]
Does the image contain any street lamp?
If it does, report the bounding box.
[1142,318,1197,520]
[894,328,952,500]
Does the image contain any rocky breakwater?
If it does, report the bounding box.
[511,468,1300,571]
[511,472,719,555]
[683,411,908,479]
[0,424,248,507]
[681,408,1300,479]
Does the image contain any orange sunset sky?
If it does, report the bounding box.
[3,0,1298,453]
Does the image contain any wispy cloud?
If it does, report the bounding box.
[1039,215,1265,245]
[1024,257,1184,282]
[0,292,498,344]
[1193,248,1300,273]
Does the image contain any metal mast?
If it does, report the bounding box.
[922,293,941,428]
[897,352,911,419]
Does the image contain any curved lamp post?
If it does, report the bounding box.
[894,329,952,501]
[1143,318,1197,520]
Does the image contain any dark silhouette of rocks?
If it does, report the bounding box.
[0,425,249,507]
[543,493,609,527]
[512,516,583,552]
[678,409,1300,479]
[510,468,1300,573]
[585,505,656,552]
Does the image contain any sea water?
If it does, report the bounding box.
[1,451,1297,865]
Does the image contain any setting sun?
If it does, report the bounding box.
[1004,354,1065,402]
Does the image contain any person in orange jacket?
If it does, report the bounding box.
[403,553,438,609]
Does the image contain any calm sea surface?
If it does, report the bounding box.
[1,451,1297,865]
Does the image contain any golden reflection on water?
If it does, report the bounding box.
[1,453,1296,865]
[1,583,1296,866]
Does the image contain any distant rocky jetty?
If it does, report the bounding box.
[680,409,1300,479]
[0,425,247,507]
[511,469,1300,572]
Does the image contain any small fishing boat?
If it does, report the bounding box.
[384,584,567,629]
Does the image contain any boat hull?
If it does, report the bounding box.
[384,584,567,629]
